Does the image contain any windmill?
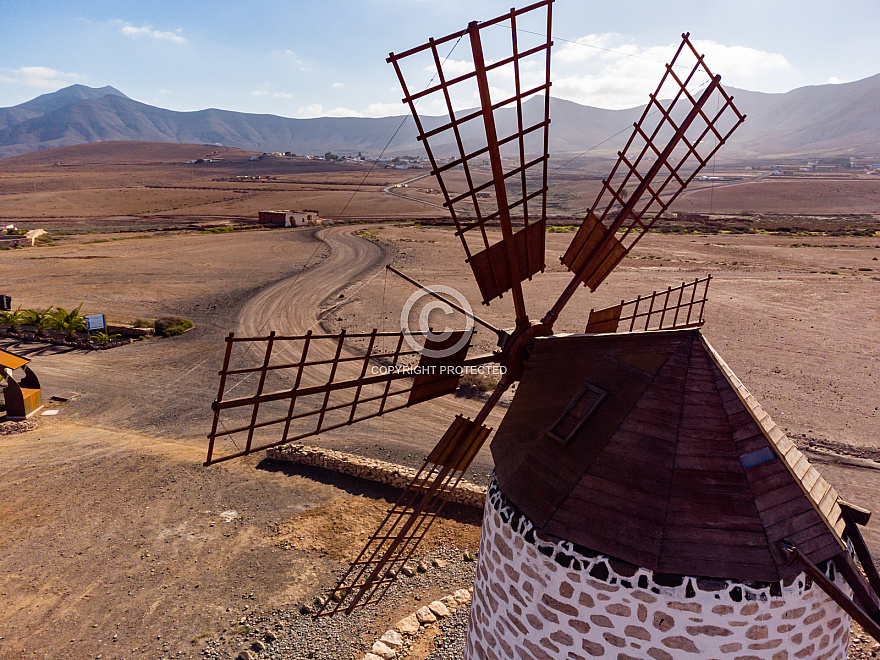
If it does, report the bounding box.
[205,2,880,657]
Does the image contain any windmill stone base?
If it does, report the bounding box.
[464,475,851,660]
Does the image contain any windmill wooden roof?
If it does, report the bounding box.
[491,329,846,582]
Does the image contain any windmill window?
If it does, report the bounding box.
[547,382,607,444]
[741,447,777,469]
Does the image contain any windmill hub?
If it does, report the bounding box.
[498,321,552,382]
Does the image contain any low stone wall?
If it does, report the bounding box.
[0,236,31,248]
[465,474,851,660]
[267,444,487,509]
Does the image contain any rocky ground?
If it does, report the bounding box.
[198,547,478,660]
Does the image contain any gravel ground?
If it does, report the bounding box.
[197,547,477,660]
[849,624,880,659]
[0,417,39,434]
[423,607,470,660]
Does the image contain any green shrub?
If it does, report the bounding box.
[23,307,54,337]
[456,372,499,398]
[92,331,121,345]
[132,319,155,328]
[154,317,193,337]
[49,304,86,341]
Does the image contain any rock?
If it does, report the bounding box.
[428,600,451,618]
[431,558,447,568]
[251,640,266,651]
[416,606,437,624]
[236,651,254,660]
[401,565,416,577]
[440,595,458,610]
[299,603,312,615]
[395,614,420,634]
[416,561,428,573]
[265,630,279,641]
[454,588,472,604]
[370,640,397,659]
[362,655,384,660]
[380,630,403,648]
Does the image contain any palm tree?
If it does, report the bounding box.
[49,304,87,342]
[0,307,26,334]
[23,307,54,338]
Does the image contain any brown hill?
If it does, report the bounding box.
[0,141,255,167]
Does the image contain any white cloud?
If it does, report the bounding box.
[297,103,324,117]
[332,82,344,89]
[827,76,844,84]
[118,22,187,43]
[325,106,364,117]
[273,92,293,99]
[274,49,310,72]
[296,103,364,118]
[438,58,476,77]
[364,101,406,117]
[14,66,83,88]
[251,90,269,96]
[158,88,170,94]
[551,34,791,109]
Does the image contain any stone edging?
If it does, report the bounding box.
[360,588,473,660]
[267,445,487,509]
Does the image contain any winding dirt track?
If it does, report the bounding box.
[236,226,386,338]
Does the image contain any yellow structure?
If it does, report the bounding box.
[0,348,43,419]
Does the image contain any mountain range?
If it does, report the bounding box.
[1,76,878,161]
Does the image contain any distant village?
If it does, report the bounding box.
[240,151,432,169]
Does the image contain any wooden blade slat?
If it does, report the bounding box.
[205,328,497,465]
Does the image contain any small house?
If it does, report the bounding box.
[257,210,323,228]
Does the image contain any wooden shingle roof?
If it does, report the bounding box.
[491,329,846,582]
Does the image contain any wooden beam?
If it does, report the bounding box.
[833,552,880,621]
[841,500,872,526]
[468,20,529,328]
[841,504,880,605]
[778,542,880,643]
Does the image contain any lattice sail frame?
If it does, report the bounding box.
[387,0,553,307]
[205,329,496,465]
[585,275,712,334]
[561,33,746,292]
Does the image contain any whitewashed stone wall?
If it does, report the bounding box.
[464,474,851,660]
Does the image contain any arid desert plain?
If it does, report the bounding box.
[0,143,878,660]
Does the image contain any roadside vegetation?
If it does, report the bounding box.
[0,305,193,348]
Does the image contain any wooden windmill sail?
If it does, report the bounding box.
[203,1,880,642]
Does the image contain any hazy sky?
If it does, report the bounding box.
[2,0,878,117]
